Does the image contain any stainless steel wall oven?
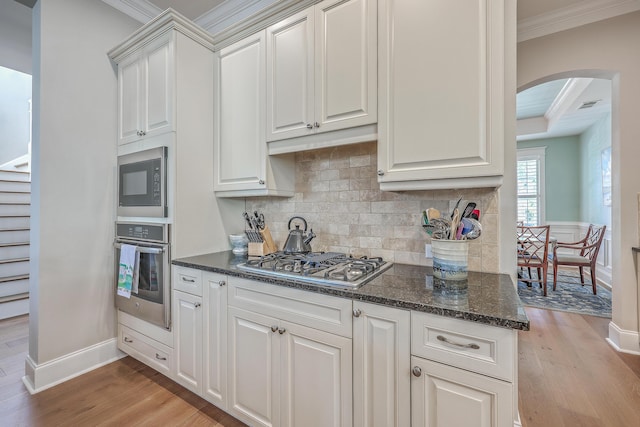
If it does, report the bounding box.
[114,222,170,329]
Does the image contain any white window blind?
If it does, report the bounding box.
[517,147,546,226]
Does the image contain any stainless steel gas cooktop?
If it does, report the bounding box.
[237,252,392,288]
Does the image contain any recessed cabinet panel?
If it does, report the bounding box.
[411,357,512,427]
[266,9,315,141]
[218,33,265,186]
[173,290,203,394]
[353,302,410,427]
[203,272,228,408]
[119,57,142,142]
[145,38,173,134]
[378,0,505,187]
[316,0,376,130]
[228,307,280,427]
[281,320,352,427]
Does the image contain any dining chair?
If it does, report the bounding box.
[552,224,606,294]
[517,225,551,296]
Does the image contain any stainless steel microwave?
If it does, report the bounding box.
[118,146,167,218]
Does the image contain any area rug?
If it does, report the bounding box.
[517,270,612,318]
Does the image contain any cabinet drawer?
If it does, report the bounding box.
[411,312,515,382]
[119,325,173,377]
[228,277,353,338]
[173,266,203,296]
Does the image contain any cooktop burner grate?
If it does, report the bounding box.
[238,251,392,288]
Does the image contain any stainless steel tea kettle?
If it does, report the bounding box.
[282,216,316,254]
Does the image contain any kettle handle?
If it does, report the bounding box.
[288,216,308,232]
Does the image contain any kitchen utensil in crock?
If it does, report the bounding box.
[283,216,316,254]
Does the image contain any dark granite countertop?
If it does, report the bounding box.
[632,247,640,253]
[173,251,530,331]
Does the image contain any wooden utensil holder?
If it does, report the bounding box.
[248,225,278,256]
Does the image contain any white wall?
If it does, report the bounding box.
[0,0,32,74]
[26,0,140,391]
[518,11,640,354]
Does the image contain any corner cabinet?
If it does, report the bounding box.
[213,31,295,197]
[265,0,378,154]
[377,0,512,190]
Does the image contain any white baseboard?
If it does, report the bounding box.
[0,298,29,320]
[606,321,640,355]
[22,338,127,394]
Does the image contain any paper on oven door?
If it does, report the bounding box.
[117,244,138,298]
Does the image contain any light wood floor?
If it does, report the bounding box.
[1,310,639,426]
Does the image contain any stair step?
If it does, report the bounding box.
[0,204,30,217]
[0,276,29,298]
[0,180,30,192]
[0,216,30,228]
[0,298,29,320]
[0,170,30,183]
[0,258,29,278]
[0,229,30,245]
[0,192,30,203]
[0,243,29,260]
[0,273,29,283]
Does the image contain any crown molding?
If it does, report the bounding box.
[194,0,274,35]
[101,0,163,24]
[107,8,215,61]
[518,0,640,42]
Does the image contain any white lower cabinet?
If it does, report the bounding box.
[410,357,513,427]
[227,277,353,427]
[410,311,517,427]
[173,289,203,394]
[353,301,410,427]
[203,272,228,408]
[171,267,228,406]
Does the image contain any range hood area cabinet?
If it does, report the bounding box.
[213,31,295,197]
[265,0,377,146]
[376,0,511,190]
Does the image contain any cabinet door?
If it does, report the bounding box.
[266,8,315,141]
[203,272,228,408]
[315,0,377,132]
[353,302,410,427]
[411,356,512,427]
[378,0,505,188]
[173,290,203,394]
[143,33,174,138]
[118,53,143,144]
[280,320,352,427]
[214,32,267,192]
[227,306,280,427]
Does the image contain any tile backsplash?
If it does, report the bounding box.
[245,141,500,273]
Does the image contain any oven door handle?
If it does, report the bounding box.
[114,242,165,255]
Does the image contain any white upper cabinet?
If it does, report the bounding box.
[214,31,295,197]
[377,0,511,190]
[265,0,377,148]
[116,32,174,145]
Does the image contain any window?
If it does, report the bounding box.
[517,147,546,226]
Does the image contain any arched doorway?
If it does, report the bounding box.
[516,73,613,314]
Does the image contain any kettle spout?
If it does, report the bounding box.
[303,229,316,245]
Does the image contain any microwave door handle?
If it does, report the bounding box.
[114,243,164,255]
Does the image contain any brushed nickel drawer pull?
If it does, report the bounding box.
[436,335,480,350]
[155,353,167,361]
[124,337,133,343]
[182,277,196,283]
